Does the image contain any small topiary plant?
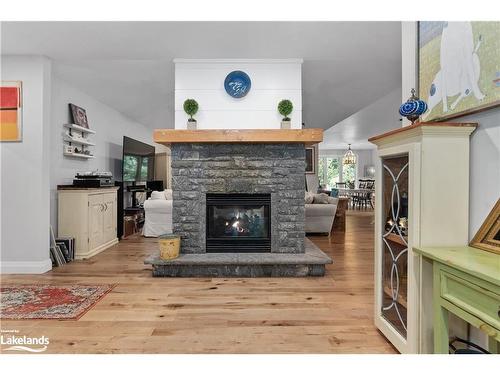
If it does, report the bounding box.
[278,99,293,121]
[183,99,199,122]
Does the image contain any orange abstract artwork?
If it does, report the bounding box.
[0,81,22,141]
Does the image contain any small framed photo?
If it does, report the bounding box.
[470,199,500,255]
[305,147,315,174]
[69,103,89,128]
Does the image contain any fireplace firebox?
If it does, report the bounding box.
[206,193,271,253]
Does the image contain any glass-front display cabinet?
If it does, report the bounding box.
[381,155,409,339]
[369,122,476,354]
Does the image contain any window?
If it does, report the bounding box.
[342,163,356,188]
[318,156,341,189]
[123,155,151,182]
[318,154,357,189]
[140,157,149,181]
[123,155,139,181]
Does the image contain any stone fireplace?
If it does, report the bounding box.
[171,143,305,255]
[145,129,332,277]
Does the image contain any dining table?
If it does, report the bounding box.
[336,188,375,209]
[336,188,374,197]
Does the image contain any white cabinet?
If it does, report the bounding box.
[102,192,117,243]
[369,122,477,353]
[58,187,119,259]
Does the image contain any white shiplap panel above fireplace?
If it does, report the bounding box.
[174,59,303,130]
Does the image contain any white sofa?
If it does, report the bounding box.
[305,198,338,234]
[143,189,173,237]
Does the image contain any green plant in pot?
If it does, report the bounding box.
[278,99,293,129]
[183,99,199,130]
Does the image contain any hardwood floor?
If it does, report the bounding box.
[0,210,396,354]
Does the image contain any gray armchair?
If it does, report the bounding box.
[305,198,338,234]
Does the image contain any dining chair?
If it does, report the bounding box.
[355,180,374,209]
[358,179,368,189]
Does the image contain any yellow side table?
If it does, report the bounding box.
[414,246,500,354]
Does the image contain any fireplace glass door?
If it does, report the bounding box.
[206,193,271,253]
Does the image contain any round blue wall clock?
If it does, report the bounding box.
[224,71,251,98]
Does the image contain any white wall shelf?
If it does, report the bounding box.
[63,135,96,146]
[63,123,96,134]
[63,151,94,159]
[63,122,96,160]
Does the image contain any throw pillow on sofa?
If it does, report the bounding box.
[150,190,166,200]
[305,191,315,204]
[313,193,330,204]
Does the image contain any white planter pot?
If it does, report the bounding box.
[187,121,197,130]
[280,120,291,129]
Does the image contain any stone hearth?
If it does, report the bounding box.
[145,238,331,277]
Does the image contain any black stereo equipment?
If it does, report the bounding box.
[73,171,113,187]
[73,178,114,188]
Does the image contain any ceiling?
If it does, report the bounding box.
[1,21,402,142]
[320,88,402,150]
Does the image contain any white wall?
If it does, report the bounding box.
[0,56,52,274]
[401,21,418,127]
[462,110,500,239]
[50,75,166,233]
[174,59,302,129]
[402,21,500,352]
[1,56,167,274]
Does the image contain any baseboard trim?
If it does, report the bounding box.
[0,258,52,274]
[75,238,118,260]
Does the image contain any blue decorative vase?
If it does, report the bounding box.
[399,88,428,124]
[224,71,251,98]
[331,188,339,198]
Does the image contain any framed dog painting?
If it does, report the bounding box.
[418,21,500,121]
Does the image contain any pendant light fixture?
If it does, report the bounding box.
[343,144,356,165]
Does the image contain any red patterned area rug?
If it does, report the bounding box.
[0,284,115,320]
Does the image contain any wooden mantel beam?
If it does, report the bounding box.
[154,129,323,146]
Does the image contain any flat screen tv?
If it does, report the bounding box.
[122,136,155,183]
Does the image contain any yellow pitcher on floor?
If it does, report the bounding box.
[159,234,180,260]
